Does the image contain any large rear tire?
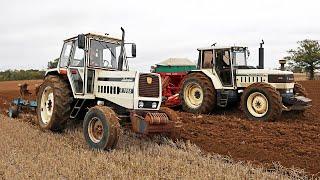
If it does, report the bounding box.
[180,73,216,114]
[83,106,120,150]
[37,75,72,131]
[241,83,282,121]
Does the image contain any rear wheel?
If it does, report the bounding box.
[83,106,120,150]
[241,83,282,121]
[180,73,216,114]
[37,75,72,131]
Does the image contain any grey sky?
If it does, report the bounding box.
[0,0,319,71]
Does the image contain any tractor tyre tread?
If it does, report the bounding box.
[241,82,282,121]
[83,106,120,150]
[294,83,308,97]
[37,75,72,131]
[180,73,216,114]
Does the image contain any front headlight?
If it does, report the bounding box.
[138,101,144,108]
[152,102,157,109]
[285,89,293,94]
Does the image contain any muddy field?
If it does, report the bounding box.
[0,80,319,176]
[176,80,320,175]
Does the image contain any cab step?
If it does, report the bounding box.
[70,99,86,119]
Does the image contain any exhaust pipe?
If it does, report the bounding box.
[258,40,264,69]
[118,27,125,71]
[279,59,286,71]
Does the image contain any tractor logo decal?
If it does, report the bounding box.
[120,88,134,94]
[98,77,135,82]
[147,77,153,84]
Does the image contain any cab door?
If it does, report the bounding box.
[68,40,86,95]
[214,49,234,87]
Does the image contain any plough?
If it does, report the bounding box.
[7,83,38,118]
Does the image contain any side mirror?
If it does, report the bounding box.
[78,34,85,49]
[132,43,136,57]
[125,43,136,58]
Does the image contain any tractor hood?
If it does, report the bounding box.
[236,69,294,84]
[236,69,293,76]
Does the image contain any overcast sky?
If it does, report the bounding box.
[0,0,319,71]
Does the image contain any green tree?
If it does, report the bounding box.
[285,39,320,80]
[48,58,59,69]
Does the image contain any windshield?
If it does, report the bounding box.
[232,47,247,66]
[89,40,122,69]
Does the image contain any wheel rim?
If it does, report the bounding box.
[88,117,104,143]
[184,82,203,108]
[246,92,268,118]
[40,86,54,124]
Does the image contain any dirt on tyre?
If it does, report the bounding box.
[37,75,72,131]
[241,82,282,121]
[83,106,120,150]
[292,83,308,114]
[294,83,308,97]
[180,73,216,114]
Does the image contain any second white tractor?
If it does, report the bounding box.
[179,41,311,120]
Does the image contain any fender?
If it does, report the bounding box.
[45,68,67,77]
[187,69,228,90]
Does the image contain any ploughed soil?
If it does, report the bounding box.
[0,80,42,114]
[0,79,319,175]
[175,80,320,175]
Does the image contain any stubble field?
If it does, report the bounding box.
[0,80,319,179]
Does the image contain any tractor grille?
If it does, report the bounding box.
[139,74,160,97]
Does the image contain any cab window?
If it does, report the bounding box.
[202,50,213,68]
[70,41,85,67]
[89,40,120,69]
[59,41,72,67]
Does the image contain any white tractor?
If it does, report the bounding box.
[180,41,311,121]
[37,28,177,150]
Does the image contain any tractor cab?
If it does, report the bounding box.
[197,46,251,87]
[49,30,136,100]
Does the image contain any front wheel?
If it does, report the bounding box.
[241,83,282,121]
[83,106,120,150]
[292,83,308,114]
[294,83,308,97]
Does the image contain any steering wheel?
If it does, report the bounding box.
[103,60,110,67]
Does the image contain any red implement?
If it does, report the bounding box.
[159,72,187,107]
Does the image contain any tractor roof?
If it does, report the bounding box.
[197,46,247,51]
[64,33,122,44]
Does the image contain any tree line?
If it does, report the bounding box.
[0,69,45,81]
[0,39,319,81]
